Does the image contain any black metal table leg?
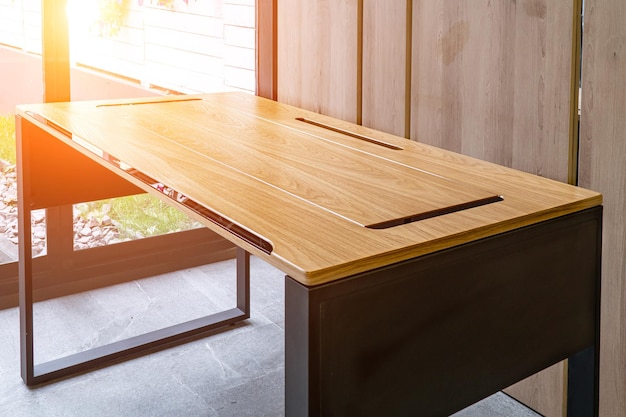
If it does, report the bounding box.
[567,346,600,416]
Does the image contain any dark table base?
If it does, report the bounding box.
[286,207,601,417]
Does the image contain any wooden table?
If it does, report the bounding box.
[16,93,602,416]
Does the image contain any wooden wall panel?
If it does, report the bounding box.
[411,0,574,184]
[409,1,445,146]
[579,0,626,415]
[411,1,515,164]
[361,0,409,137]
[277,0,359,123]
[513,0,579,183]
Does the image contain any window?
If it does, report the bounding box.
[0,0,275,307]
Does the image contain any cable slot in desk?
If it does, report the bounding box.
[366,195,504,229]
[121,168,274,255]
[24,110,272,254]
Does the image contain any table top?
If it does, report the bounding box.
[17,92,602,286]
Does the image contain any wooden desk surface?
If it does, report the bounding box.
[17,92,601,286]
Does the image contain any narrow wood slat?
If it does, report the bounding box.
[276,0,359,123]
[362,0,409,137]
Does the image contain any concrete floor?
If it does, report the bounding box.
[0,256,541,416]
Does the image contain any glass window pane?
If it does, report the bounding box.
[0,0,44,264]
[1,0,258,258]
[65,0,257,250]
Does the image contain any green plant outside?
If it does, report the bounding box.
[0,114,16,165]
[76,194,201,240]
[1,113,199,239]
[95,0,197,38]
[96,0,132,37]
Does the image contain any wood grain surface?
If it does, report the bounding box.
[361,0,410,137]
[411,1,576,185]
[16,92,600,287]
[277,0,359,123]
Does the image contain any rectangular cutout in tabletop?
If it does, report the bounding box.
[367,195,503,229]
[35,97,504,229]
[25,110,274,254]
[295,117,403,150]
[90,99,502,228]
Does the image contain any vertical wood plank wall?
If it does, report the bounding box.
[278,0,626,415]
[579,0,626,415]
[361,0,410,137]
[277,0,359,123]
[411,1,574,183]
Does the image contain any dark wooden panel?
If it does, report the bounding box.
[286,207,601,416]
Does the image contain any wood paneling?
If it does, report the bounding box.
[409,1,444,146]
[411,1,514,162]
[361,0,410,137]
[256,0,277,99]
[277,0,359,123]
[411,0,575,184]
[579,0,626,415]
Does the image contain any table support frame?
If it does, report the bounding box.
[285,207,601,417]
[19,233,250,386]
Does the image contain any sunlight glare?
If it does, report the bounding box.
[66,0,100,31]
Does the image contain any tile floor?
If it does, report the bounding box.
[0,256,541,416]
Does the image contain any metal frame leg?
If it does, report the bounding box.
[284,208,602,417]
[19,231,250,386]
[567,346,599,416]
[16,113,251,386]
[566,207,601,417]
